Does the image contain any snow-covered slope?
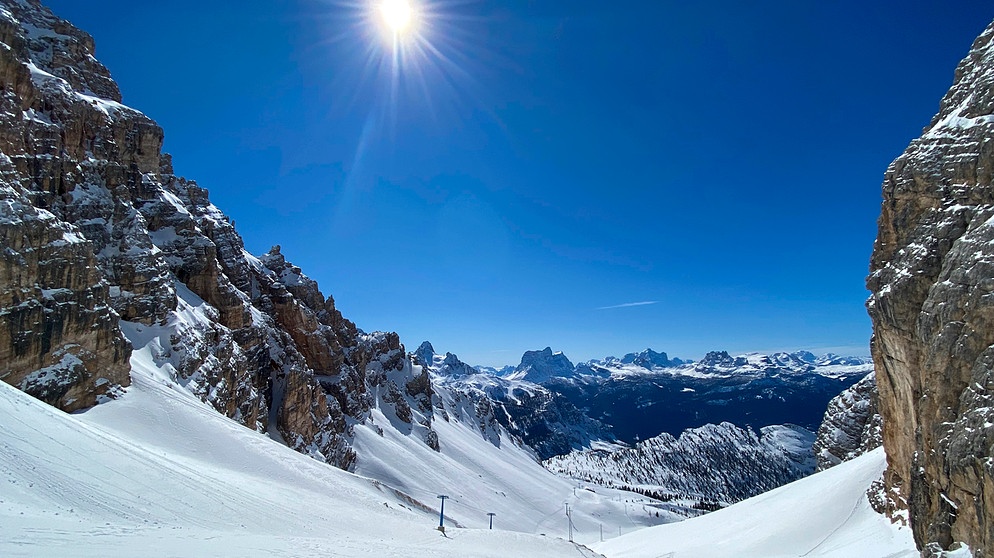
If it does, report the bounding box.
[1,351,920,558]
[436,372,614,459]
[0,348,668,556]
[1,326,691,555]
[592,448,918,558]
[545,423,816,507]
[351,380,670,537]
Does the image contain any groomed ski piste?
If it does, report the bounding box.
[593,447,919,558]
[2,341,920,557]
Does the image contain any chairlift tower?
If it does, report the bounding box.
[437,495,449,532]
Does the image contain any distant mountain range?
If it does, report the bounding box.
[426,344,871,446]
[553,349,870,443]
[544,371,882,512]
[417,342,873,511]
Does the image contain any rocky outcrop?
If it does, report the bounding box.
[0,187,131,411]
[413,341,436,370]
[868,20,994,557]
[484,380,611,458]
[0,0,433,471]
[413,341,479,378]
[812,372,882,471]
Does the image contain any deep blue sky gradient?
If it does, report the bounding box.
[44,1,994,365]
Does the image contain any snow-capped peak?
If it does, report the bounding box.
[413,340,435,368]
[697,350,748,369]
[619,347,683,369]
[412,341,480,378]
[506,346,576,383]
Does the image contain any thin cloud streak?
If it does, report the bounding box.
[596,301,659,310]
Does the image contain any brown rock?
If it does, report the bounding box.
[0,183,130,412]
[868,20,994,557]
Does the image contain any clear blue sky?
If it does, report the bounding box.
[45,1,994,366]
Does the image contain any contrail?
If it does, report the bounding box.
[596,301,659,310]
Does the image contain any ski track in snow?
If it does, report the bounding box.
[592,448,918,558]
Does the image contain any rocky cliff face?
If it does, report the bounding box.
[0,0,433,470]
[0,0,135,412]
[812,372,882,472]
[868,20,994,558]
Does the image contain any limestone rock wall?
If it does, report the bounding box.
[812,372,882,472]
[0,0,135,412]
[868,20,994,557]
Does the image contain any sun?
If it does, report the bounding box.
[379,0,414,34]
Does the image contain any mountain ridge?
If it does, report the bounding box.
[453,346,871,444]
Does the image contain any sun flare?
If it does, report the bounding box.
[379,0,414,34]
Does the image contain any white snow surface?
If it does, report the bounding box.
[593,447,918,558]
[352,382,674,540]
[0,353,606,557]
